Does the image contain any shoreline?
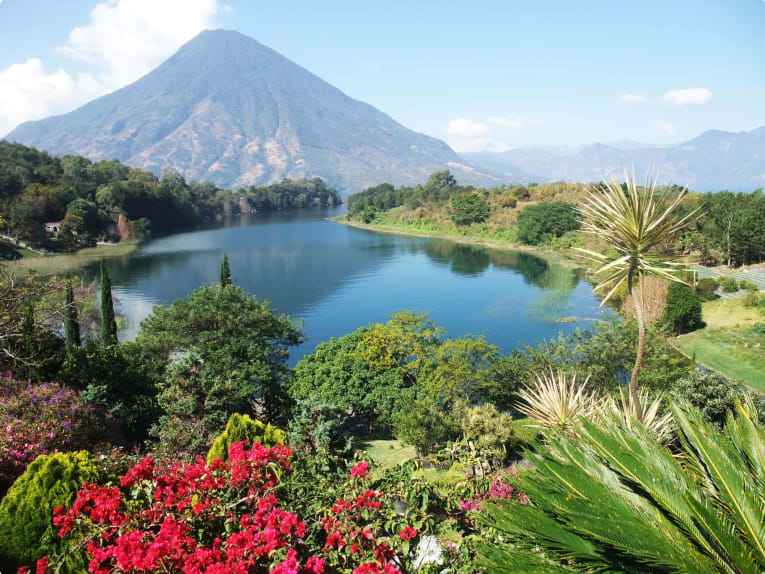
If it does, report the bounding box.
[7,240,140,277]
[331,215,586,269]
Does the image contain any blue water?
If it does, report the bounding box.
[91,207,608,363]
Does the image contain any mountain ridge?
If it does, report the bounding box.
[462,126,765,191]
[6,29,499,193]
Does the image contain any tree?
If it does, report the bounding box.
[136,284,302,424]
[392,394,459,457]
[0,268,64,377]
[449,192,490,226]
[58,198,100,249]
[64,276,80,353]
[477,399,765,573]
[663,281,703,334]
[420,335,498,404]
[58,340,161,442]
[99,260,118,346]
[516,202,579,245]
[576,172,699,420]
[289,327,413,435]
[220,253,231,286]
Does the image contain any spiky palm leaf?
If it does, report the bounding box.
[576,169,700,305]
[604,387,675,443]
[515,369,600,435]
[476,400,765,573]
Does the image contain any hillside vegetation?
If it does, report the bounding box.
[0,141,341,254]
[345,170,765,267]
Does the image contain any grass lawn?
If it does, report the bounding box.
[7,240,139,277]
[358,439,416,477]
[0,239,42,261]
[360,419,538,483]
[674,297,765,394]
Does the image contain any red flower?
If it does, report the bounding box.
[399,526,417,541]
[304,556,326,573]
[349,461,369,478]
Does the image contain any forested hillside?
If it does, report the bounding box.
[0,142,341,252]
[347,170,765,267]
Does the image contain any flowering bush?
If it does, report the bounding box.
[0,375,114,486]
[35,442,424,573]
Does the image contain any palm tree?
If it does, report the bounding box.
[477,399,765,573]
[576,170,699,420]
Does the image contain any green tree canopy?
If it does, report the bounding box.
[449,192,490,226]
[136,284,302,424]
[99,260,118,346]
[517,202,579,245]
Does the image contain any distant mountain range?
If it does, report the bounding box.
[463,127,765,192]
[5,30,498,193]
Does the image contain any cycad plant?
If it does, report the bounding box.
[477,398,765,573]
[515,369,600,436]
[576,170,700,420]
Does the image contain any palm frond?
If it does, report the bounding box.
[476,401,765,573]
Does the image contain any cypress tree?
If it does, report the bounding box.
[21,299,35,351]
[99,260,118,346]
[64,276,81,352]
[220,253,232,287]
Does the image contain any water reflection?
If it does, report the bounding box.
[86,208,606,360]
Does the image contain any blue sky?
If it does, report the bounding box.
[0,0,763,150]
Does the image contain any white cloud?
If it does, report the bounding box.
[56,0,220,88]
[662,88,712,105]
[0,0,221,136]
[446,118,488,137]
[0,59,105,136]
[618,94,647,104]
[653,120,676,136]
[487,116,527,129]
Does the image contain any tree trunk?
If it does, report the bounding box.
[628,267,644,422]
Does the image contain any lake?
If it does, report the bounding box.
[90,207,608,363]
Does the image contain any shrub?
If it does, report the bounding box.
[511,186,531,201]
[670,370,740,426]
[44,443,426,573]
[58,340,161,442]
[206,413,286,465]
[516,202,579,245]
[738,279,760,292]
[287,397,354,456]
[393,395,460,456]
[0,376,114,487]
[717,275,739,293]
[663,281,703,335]
[458,402,514,453]
[696,277,719,301]
[0,451,104,572]
[450,192,490,226]
[360,205,377,223]
[498,192,517,209]
[515,369,600,435]
[743,290,763,308]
